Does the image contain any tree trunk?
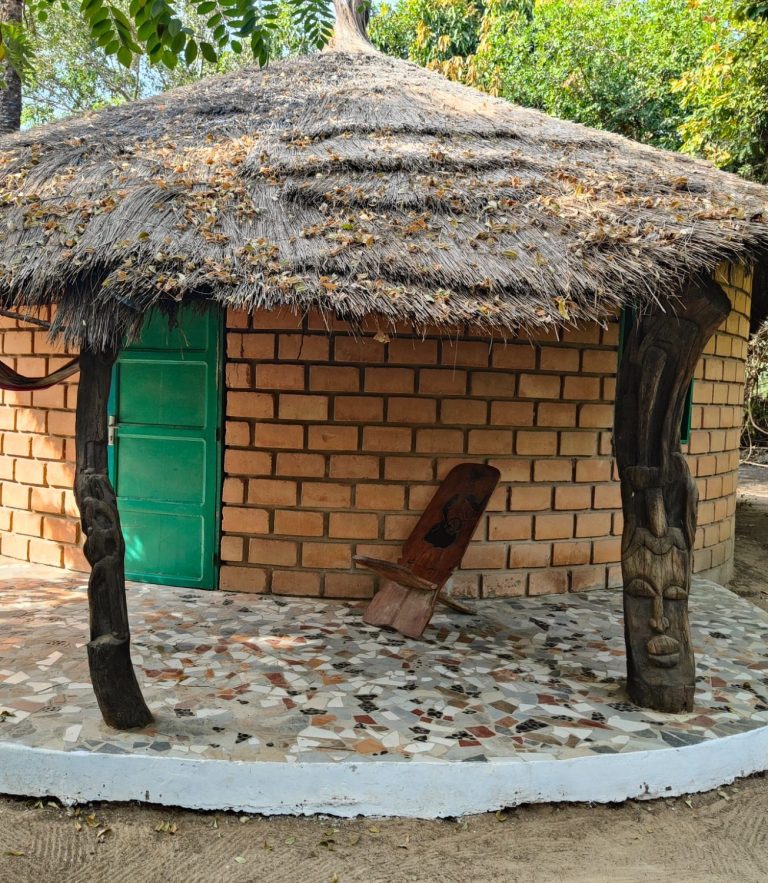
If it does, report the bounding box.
[75,347,152,730]
[0,0,22,134]
[614,277,731,713]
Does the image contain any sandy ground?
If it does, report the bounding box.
[1,464,767,883]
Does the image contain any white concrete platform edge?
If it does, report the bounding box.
[2,724,767,818]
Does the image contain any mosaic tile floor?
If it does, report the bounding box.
[2,566,768,765]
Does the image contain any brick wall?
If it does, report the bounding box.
[220,263,752,598]
[0,264,752,595]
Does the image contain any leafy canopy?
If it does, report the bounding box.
[1,0,335,77]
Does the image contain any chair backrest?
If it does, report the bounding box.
[400,463,500,583]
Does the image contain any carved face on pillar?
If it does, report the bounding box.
[622,529,694,705]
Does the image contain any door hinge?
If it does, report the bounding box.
[107,415,116,446]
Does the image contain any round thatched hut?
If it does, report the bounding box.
[0,1,766,722]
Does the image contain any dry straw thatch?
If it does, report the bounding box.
[0,10,767,347]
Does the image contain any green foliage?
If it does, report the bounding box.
[20,0,312,125]
[369,0,768,181]
[0,22,35,88]
[6,0,332,79]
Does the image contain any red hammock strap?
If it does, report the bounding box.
[0,357,81,391]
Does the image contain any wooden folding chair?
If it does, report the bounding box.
[354,463,500,639]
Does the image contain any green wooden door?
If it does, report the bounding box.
[108,307,223,589]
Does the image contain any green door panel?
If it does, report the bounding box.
[116,435,207,505]
[116,362,208,428]
[109,307,222,590]
[121,510,207,584]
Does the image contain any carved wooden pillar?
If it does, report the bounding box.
[614,278,731,713]
[75,347,152,729]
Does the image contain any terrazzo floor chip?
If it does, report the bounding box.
[2,569,768,765]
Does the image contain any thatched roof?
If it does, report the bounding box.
[0,8,767,347]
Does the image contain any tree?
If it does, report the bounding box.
[0,0,335,133]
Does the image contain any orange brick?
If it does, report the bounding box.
[248,538,297,566]
[593,485,622,509]
[388,397,437,424]
[508,542,551,568]
[579,404,614,428]
[535,403,576,427]
[219,566,268,593]
[563,376,601,400]
[462,543,507,569]
[254,363,305,390]
[529,570,568,595]
[278,334,330,361]
[227,392,274,419]
[356,484,405,510]
[509,486,551,511]
[247,479,297,507]
[226,363,251,388]
[413,428,462,454]
[241,333,276,359]
[483,572,527,597]
[365,367,415,393]
[334,396,384,422]
[32,385,66,409]
[533,460,572,482]
[1,532,29,561]
[329,512,379,539]
[552,541,591,566]
[308,425,359,451]
[559,432,597,456]
[224,450,272,475]
[362,426,412,452]
[333,336,386,363]
[488,514,531,541]
[275,453,325,477]
[31,486,64,514]
[540,347,579,372]
[467,429,512,454]
[226,309,249,329]
[226,421,251,447]
[301,482,351,508]
[490,401,534,426]
[302,542,352,568]
[518,374,561,399]
[31,435,64,460]
[471,372,516,398]
[3,331,32,354]
[582,349,617,374]
[535,513,574,540]
[488,459,532,482]
[42,516,78,544]
[272,570,322,596]
[251,308,304,330]
[592,537,621,564]
[220,535,244,562]
[325,572,374,598]
[47,411,74,436]
[554,486,592,510]
[388,338,436,364]
[15,459,45,485]
[516,431,557,456]
[253,424,304,450]
[13,510,42,537]
[575,459,613,483]
[575,511,612,538]
[571,566,607,592]
[222,506,270,533]
[383,514,420,540]
[279,394,328,421]
[311,366,360,392]
[29,538,63,567]
[329,455,379,479]
[419,368,467,395]
[222,478,245,504]
[274,510,324,536]
[384,457,434,481]
[490,344,536,370]
[442,400,488,425]
[441,340,489,367]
